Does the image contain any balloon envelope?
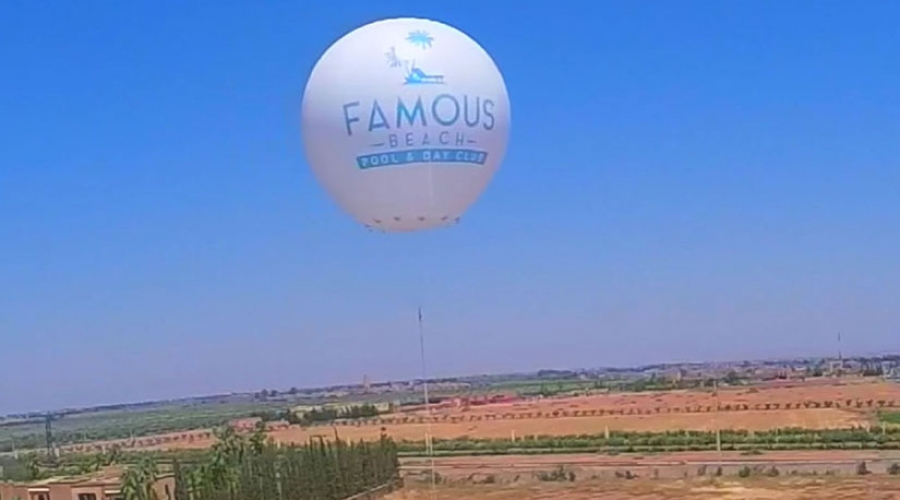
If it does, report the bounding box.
[301,17,510,232]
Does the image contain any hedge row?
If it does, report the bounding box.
[395,427,900,455]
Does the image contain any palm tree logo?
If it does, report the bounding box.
[406,30,434,49]
[383,30,444,85]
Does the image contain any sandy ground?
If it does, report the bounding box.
[387,479,900,500]
[272,408,864,442]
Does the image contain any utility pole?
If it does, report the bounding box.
[418,306,437,499]
[714,380,722,474]
[838,332,843,376]
[44,413,54,459]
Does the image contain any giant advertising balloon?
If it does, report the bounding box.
[301,18,510,232]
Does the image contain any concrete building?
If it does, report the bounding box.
[0,468,174,500]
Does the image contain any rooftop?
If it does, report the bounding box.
[3,466,172,488]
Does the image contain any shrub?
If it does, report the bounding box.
[738,466,752,478]
[537,467,570,482]
[766,466,780,477]
[856,461,870,475]
[888,463,900,476]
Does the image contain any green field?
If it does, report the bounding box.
[0,388,449,454]
[393,427,900,456]
[880,411,900,425]
[0,400,289,453]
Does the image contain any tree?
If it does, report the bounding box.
[22,454,41,480]
[105,445,123,465]
[724,371,740,385]
[173,460,190,500]
[249,421,268,456]
[173,433,399,500]
[89,452,108,472]
[121,457,159,500]
[206,426,246,497]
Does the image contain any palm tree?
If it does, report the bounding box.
[90,452,107,472]
[212,426,246,465]
[121,457,159,500]
[205,425,252,499]
[249,421,268,456]
[106,445,123,465]
[384,47,403,68]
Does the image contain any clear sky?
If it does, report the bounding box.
[1,1,898,414]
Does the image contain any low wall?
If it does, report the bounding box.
[343,478,404,500]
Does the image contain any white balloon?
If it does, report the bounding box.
[301,17,510,232]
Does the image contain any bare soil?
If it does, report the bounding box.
[401,450,900,480]
[386,478,900,500]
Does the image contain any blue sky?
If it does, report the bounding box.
[1,1,898,414]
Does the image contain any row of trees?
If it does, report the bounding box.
[252,404,381,427]
[519,372,744,397]
[294,405,381,425]
[7,424,400,500]
[341,401,898,427]
[170,425,400,500]
[393,427,900,455]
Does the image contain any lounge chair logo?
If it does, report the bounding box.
[384,30,445,85]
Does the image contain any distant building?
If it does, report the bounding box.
[0,468,174,500]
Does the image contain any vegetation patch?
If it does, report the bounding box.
[392,427,900,456]
[5,424,401,500]
[878,411,900,425]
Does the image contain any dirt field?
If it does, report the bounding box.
[412,377,900,420]
[91,407,861,453]
[387,478,900,500]
[273,408,862,442]
[262,379,896,445]
[63,378,900,453]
